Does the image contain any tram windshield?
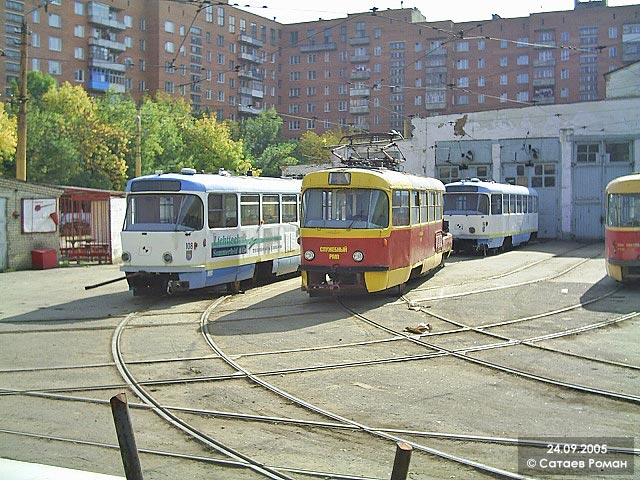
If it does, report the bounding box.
[302,188,389,229]
[607,193,640,227]
[444,193,490,215]
[124,194,204,231]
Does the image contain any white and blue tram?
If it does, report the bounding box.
[443,179,538,254]
[120,168,301,294]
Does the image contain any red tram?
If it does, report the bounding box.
[298,133,452,295]
[605,173,640,283]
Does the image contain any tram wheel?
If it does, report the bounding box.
[227,281,241,294]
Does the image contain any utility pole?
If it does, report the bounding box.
[135,113,142,177]
[15,19,28,182]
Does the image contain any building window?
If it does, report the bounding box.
[456,41,469,52]
[73,47,84,59]
[477,76,485,87]
[517,73,529,84]
[500,56,508,67]
[48,37,62,51]
[606,142,631,162]
[609,27,618,39]
[74,69,84,82]
[516,91,529,102]
[48,60,61,75]
[74,1,84,15]
[140,39,146,51]
[74,25,84,37]
[456,59,469,70]
[457,77,469,87]
[577,143,599,163]
[561,50,570,61]
[517,55,529,65]
[477,39,485,51]
[478,58,485,68]
[560,87,569,98]
[165,21,174,33]
[205,5,213,22]
[48,13,61,28]
[165,42,175,53]
[217,7,225,26]
[500,74,508,85]
[165,81,174,93]
[531,164,556,188]
[478,94,485,104]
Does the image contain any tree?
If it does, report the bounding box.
[25,82,129,189]
[239,109,282,158]
[255,142,298,177]
[0,103,17,175]
[298,129,344,164]
[180,114,250,174]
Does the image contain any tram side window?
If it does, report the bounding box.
[241,194,260,226]
[411,190,420,225]
[282,194,298,222]
[262,194,280,224]
[392,190,410,226]
[429,191,437,221]
[516,195,523,213]
[208,193,238,228]
[491,194,502,214]
[608,193,640,227]
[420,191,429,222]
[435,191,443,220]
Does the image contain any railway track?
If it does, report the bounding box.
[1,241,638,479]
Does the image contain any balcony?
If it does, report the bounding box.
[350,69,371,80]
[239,86,264,99]
[534,40,556,48]
[238,52,263,64]
[88,37,126,53]
[88,58,126,73]
[300,42,337,52]
[533,78,556,87]
[349,36,370,46]
[349,105,370,114]
[239,34,263,48]
[237,70,264,81]
[88,14,126,31]
[350,54,370,63]
[533,59,556,67]
[350,87,370,97]
[238,104,261,115]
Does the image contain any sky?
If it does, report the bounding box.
[234,0,639,24]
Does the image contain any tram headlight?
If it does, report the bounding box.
[304,250,315,261]
[121,251,131,262]
[352,250,364,262]
[469,227,476,233]
[162,252,173,263]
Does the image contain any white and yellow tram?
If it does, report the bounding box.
[120,168,301,294]
[443,179,538,254]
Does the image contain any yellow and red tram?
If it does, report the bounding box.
[605,173,640,283]
[299,167,452,295]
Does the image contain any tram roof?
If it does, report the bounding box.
[301,167,445,191]
[445,179,537,196]
[605,172,640,194]
[126,172,302,194]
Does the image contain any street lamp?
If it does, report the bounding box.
[15,0,51,182]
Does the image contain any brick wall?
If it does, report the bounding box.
[0,179,64,271]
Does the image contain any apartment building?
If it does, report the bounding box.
[2,0,640,139]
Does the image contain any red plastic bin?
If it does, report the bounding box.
[31,249,58,270]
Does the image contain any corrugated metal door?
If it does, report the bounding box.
[572,160,631,240]
[0,198,7,270]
